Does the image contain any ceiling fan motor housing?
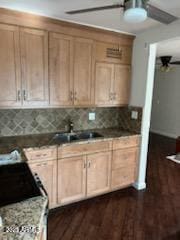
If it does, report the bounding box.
[124,0,146,11]
[160,56,172,66]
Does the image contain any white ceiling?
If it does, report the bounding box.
[0,0,180,35]
[157,37,180,61]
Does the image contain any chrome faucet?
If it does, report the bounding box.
[68,120,74,133]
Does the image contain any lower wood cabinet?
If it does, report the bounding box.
[25,136,140,209]
[29,160,57,208]
[111,147,138,189]
[87,151,111,197]
[57,155,86,205]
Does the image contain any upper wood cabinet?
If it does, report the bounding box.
[73,38,94,106]
[113,65,131,105]
[20,28,49,107]
[95,41,132,64]
[0,24,21,107]
[49,35,94,107]
[49,33,74,106]
[95,62,114,106]
[0,24,49,108]
[95,62,131,106]
[58,155,86,204]
[87,151,111,197]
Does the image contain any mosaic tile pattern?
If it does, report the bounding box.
[0,108,120,136]
[0,107,142,137]
[118,106,142,133]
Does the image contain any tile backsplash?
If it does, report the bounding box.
[0,107,142,137]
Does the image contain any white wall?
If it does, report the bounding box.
[130,19,180,190]
[130,19,180,107]
[150,68,180,139]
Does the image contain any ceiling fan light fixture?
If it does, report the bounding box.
[124,7,147,23]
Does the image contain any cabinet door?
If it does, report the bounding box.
[58,156,86,204]
[73,38,94,106]
[49,33,74,106]
[95,62,114,106]
[0,24,21,107]
[111,147,138,190]
[87,151,111,197]
[113,65,131,105]
[20,28,48,107]
[29,160,57,208]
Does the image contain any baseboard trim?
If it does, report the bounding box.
[133,182,146,190]
[150,129,177,139]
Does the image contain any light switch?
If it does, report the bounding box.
[131,111,138,120]
[89,112,96,121]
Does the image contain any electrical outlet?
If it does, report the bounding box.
[131,111,138,120]
[89,112,95,121]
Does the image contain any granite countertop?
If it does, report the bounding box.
[0,128,140,240]
[0,196,48,240]
[0,128,140,152]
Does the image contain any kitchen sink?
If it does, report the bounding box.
[76,132,103,140]
[53,131,103,143]
[53,133,79,143]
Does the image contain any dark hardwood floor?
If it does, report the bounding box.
[48,134,180,240]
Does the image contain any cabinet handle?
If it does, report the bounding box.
[109,93,113,101]
[17,90,21,101]
[113,92,116,100]
[84,161,86,169]
[74,91,77,101]
[36,162,47,167]
[88,161,91,168]
[23,90,26,101]
[70,91,74,101]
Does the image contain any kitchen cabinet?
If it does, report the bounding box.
[0,24,21,107]
[49,33,74,106]
[87,151,111,196]
[95,62,114,106]
[49,34,94,107]
[29,160,57,208]
[24,135,139,208]
[0,24,49,108]
[58,155,86,204]
[95,41,132,64]
[113,65,131,105]
[111,148,138,189]
[20,28,49,107]
[95,62,131,106]
[73,38,94,106]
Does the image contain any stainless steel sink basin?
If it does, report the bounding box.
[76,132,103,140]
[53,131,103,143]
[53,133,79,143]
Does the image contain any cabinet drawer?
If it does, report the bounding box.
[58,141,112,158]
[111,167,136,189]
[112,148,138,170]
[113,136,140,150]
[95,41,132,64]
[24,147,57,162]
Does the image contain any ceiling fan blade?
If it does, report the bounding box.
[170,61,180,65]
[66,4,124,14]
[147,4,178,24]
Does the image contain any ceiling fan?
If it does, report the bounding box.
[157,56,180,72]
[66,0,178,24]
